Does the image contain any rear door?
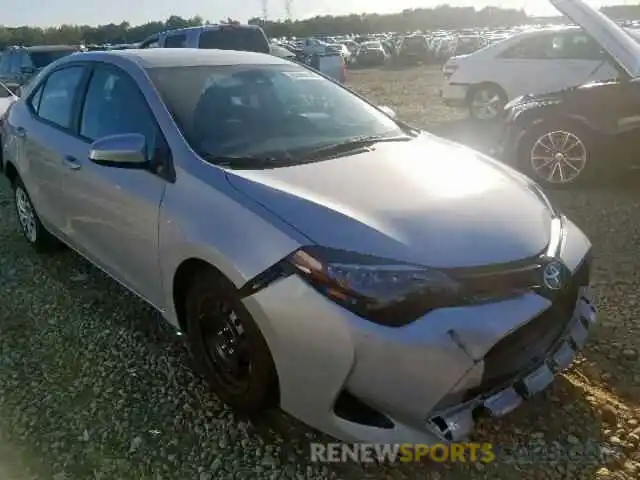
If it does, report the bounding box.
[12,64,88,233]
[492,34,555,98]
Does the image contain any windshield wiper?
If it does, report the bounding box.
[202,154,294,169]
[300,135,414,160]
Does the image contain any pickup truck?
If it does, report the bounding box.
[139,24,345,83]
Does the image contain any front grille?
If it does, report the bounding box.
[431,256,592,411]
[460,258,590,402]
[462,302,574,401]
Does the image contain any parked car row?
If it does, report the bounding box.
[0,45,83,89]
[440,7,640,124]
[491,0,640,188]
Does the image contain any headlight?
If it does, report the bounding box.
[288,247,464,327]
[286,246,556,327]
[504,96,524,111]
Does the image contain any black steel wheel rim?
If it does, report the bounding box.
[196,294,251,394]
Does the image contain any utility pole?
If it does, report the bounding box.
[285,0,293,20]
[261,0,268,22]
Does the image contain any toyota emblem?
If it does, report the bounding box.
[543,261,565,291]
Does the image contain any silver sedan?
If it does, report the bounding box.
[1,48,596,444]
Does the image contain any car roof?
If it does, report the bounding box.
[60,48,291,68]
[155,24,262,37]
[10,45,79,52]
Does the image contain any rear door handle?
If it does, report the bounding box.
[63,155,81,170]
[15,127,26,138]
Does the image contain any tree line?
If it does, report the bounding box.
[0,4,639,48]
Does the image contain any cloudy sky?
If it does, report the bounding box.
[2,0,631,27]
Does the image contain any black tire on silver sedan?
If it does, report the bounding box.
[13,176,60,252]
[185,269,279,414]
[518,122,594,188]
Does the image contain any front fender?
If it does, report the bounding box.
[158,167,310,327]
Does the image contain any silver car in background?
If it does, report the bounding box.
[1,48,596,444]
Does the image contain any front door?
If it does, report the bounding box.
[59,64,168,306]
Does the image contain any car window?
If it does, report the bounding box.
[0,53,10,74]
[501,36,549,59]
[198,27,270,54]
[28,49,76,69]
[559,32,603,60]
[9,52,21,73]
[165,34,187,48]
[140,38,160,48]
[147,64,404,162]
[80,66,156,147]
[20,53,33,69]
[501,31,601,60]
[37,66,85,128]
[28,84,43,111]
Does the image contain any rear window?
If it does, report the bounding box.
[198,27,270,54]
[28,50,76,68]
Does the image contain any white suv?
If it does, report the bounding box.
[441,27,620,120]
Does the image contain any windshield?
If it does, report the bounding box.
[198,27,270,54]
[28,49,76,68]
[147,64,405,163]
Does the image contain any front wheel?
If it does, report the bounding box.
[518,122,594,187]
[185,269,278,414]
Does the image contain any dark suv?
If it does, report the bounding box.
[139,24,271,54]
[0,45,82,88]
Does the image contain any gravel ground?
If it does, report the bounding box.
[0,65,638,480]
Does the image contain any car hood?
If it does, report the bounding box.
[225,134,554,268]
[551,0,640,77]
[507,78,622,108]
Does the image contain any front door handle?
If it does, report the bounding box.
[63,155,81,170]
[15,127,26,138]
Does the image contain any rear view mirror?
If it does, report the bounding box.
[378,105,397,119]
[89,133,148,167]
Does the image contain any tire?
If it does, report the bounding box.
[13,176,60,252]
[517,121,596,188]
[185,269,278,414]
[468,83,507,121]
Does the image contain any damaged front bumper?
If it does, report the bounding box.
[242,222,595,445]
[428,284,596,441]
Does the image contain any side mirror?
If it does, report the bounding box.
[378,105,397,119]
[89,133,148,167]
